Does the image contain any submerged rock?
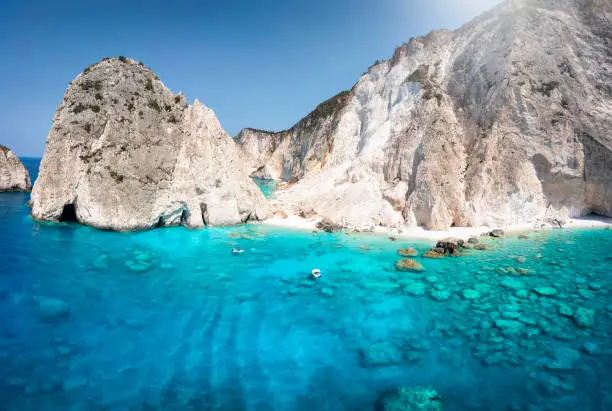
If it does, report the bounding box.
[557,304,574,317]
[582,342,600,355]
[34,296,69,320]
[516,267,534,276]
[494,319,523,330]
[361,342,403,367]
[534,286,558,297]
[0,145,31,192]
[378,386,444,411]
[573,307,595,328]
[31,57,268,230]
[404,281,427,296]
[429,290,451,301]
[546,347,581,371]
[500,279,525,290]
[461,289,482,300]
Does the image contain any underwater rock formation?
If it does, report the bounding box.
[0,145,31,192]
[377,386,444,411]
[31,57,269,230]
[239,0,612,230]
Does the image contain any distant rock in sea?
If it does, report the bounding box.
[0,145,31,192]
[31,57,269,230]
[238,0,612,231]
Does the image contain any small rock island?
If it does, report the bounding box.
[0,145,31,192]
[30,57,269,230]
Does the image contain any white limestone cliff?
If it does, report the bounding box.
[0,146,31,192]
[238,0,612,230]
[31,57,269,230]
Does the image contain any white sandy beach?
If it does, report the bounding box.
[260,213,612,242]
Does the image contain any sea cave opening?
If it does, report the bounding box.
[59,204,78,222]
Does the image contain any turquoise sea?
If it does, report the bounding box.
[1,159,611,411]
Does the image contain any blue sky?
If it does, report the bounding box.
[0,0,501,157]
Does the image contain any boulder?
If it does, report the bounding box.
[398,248,418,257]
[378,386,444,411]
[316,217,343,233]
[0,146,31,192]
[423,250,444,259]
[467,237,479,244]
[30,57,269,230]
[435,238,463,256]
[489,229,505,238]
[395,259,425,273]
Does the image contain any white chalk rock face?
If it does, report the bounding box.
[239,0,612,230]
[31,57,269,230]
[0,145,31,192]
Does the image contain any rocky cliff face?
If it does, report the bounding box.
[238,0,612,230]
[0,146,31,192]
[31,57,269,230]
[236,90,353,182]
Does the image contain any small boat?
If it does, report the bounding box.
[312,268,321,278]
[232,248,245,254]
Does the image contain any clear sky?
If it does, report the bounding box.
[0,0,501,157]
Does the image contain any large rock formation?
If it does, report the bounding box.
[239,0,612,230]
[236,90,353,181]
[31,57,269,230]
[0,145,31,192]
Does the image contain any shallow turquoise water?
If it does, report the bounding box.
[253,178,277,198]
[1,160,612,410]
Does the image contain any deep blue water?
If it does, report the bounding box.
[1,159,612,411]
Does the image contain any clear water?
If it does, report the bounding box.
[253,178,277,198]
[1,160,612,411]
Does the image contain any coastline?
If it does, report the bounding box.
[260,213,612,242]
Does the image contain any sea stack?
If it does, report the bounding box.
[238,0,612,230]
[31,57,269,230]
[0,145,32,192]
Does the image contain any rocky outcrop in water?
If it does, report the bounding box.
[0,145,31,192]
[31,57,269,230]
[239,0,612,230]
